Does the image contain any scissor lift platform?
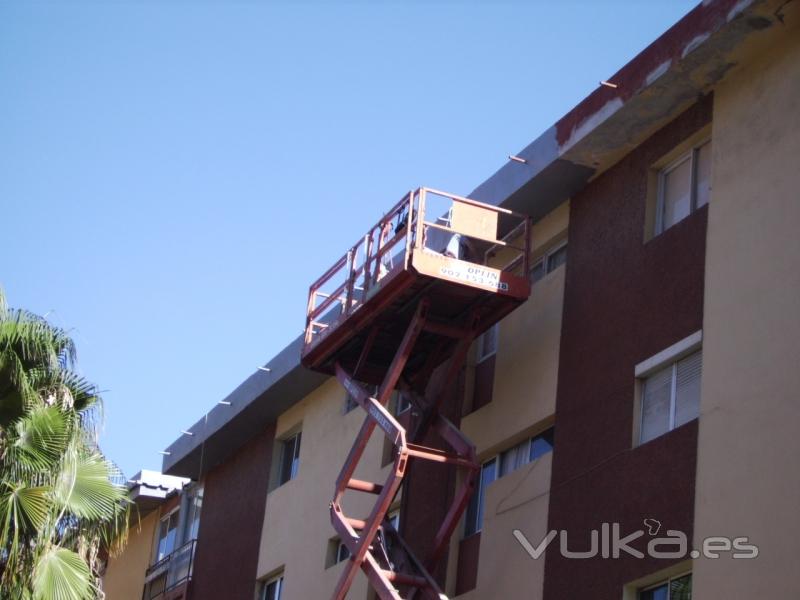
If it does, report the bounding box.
[301,188,532,600]
[301,188,531,384]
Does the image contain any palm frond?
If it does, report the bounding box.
[0,292,126,599]
[32,545,95,600]
[54,451,127,522]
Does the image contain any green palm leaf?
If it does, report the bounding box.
[0,289,128,598]
[55,451,126,521]
[0,482,52,560]
[12,405,71,473]
[32,546,95,600]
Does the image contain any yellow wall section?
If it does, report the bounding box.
[258,203,567,599]
[693,7,800,597]
[102,509,158,600]
[462,201,566,455]
[447,202,567,598]
[455,454,552,600]
[257,378,394,599]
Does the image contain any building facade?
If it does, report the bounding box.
[103,1,800,598]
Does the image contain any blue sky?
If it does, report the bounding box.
[1,0,697,478]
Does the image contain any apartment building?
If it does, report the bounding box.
[102,0,800,598]
[102,471,194,600]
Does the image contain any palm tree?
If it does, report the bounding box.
[0,289,129,600]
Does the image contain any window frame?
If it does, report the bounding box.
[345,383,378,414]
[154,507,180,563]
[476,324,498,363]
[344,392,359,414]
[278,431,302,486]
[260,573,284,600]
[395,391,411,415]
[387,510,400,531]
[638,571,692,600]
[464,457,497,537]
[638,346,702,445]
[384,510,401,554]
[335,540,351,564]
[180,484,203,544]
[655,138,711,235]
[464,427,554,536]
[530,239,568,283]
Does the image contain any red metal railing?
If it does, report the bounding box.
[304,188,530,350]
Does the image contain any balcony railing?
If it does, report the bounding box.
[142,539,196,600]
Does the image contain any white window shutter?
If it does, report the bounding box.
[675,351,702,428]
[641,364,673,443]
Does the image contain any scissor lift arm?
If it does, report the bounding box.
[301,188,532,600]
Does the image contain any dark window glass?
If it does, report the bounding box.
[336,541,351,563]
[530,259,546,283]
[639,574,691,600]
[344,393,358,413]
[670,574,692,600]
[546,244,567,272]
[464,458,496,537]
[530,244,567,284]
[262,576,283,600]
[279,433,301,485]
[640,584,668,600]
[530,428,554,461]
[396,391,411,415]
[156,511,179,561]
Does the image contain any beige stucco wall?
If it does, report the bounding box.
[455,453,552,600]
[693,6,800,597]
[461,201,567,455]
[257,377,394,599]
[258,203,567,599]
[102,509,158,600]
[447,202,567,597]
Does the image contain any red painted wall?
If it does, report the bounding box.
[190,425,275,600]
[543,96,712,599]
[455,532,480,595]
[471,355,495,412]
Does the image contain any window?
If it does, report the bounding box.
[344,393,359,414]
[465,428,554,536]
[155,509,180,562]
[464,458,496,537]
[639,573,692,600]
[278,432,302,485]
[182,485,203,543]
[530,241,567,283]
[499,428,554,477]
[477,324,498,362]
[640,351,702,444]
[530,428,555,460]
[345,383,377,414]
[260,574,284,600]
[384,510,401,555]
[656,140,711,234]
[335,540,351,564]
[499,439,530,477]
[395,391,411,415]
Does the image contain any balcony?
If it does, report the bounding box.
[142,539,196,600]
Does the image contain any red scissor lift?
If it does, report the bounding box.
[301,188,532,600]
